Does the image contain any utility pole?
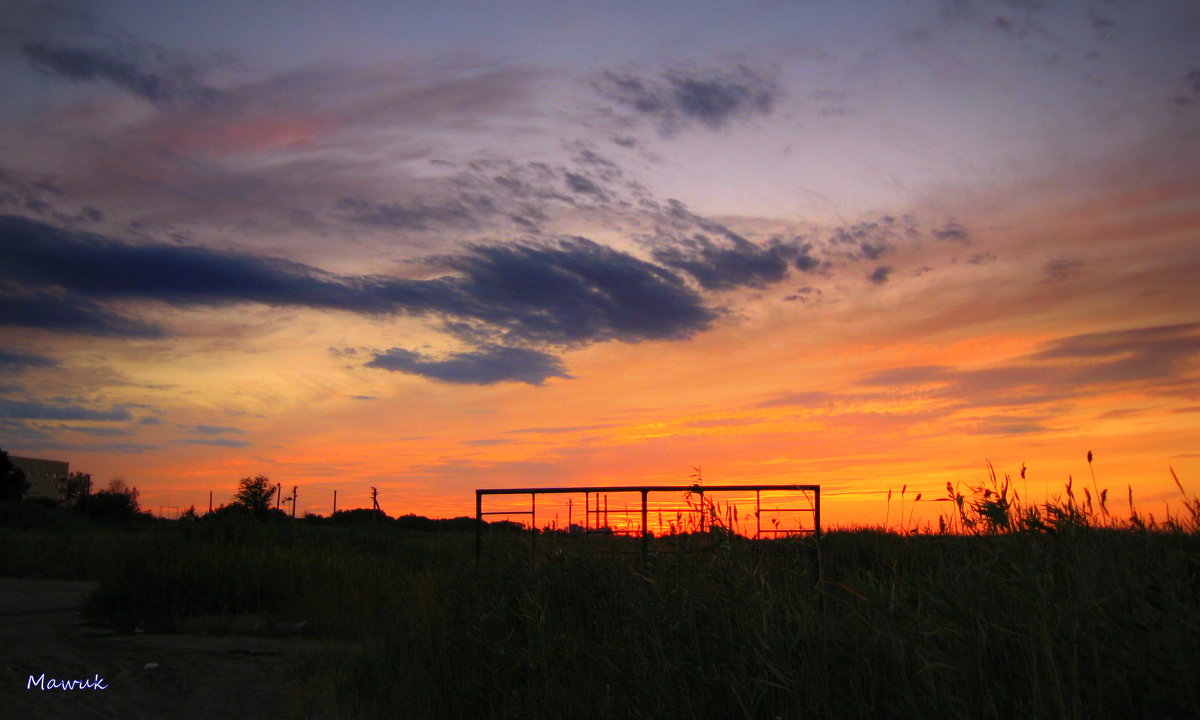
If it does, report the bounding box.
[275,483,282,510]
[371,486,380,512]
[290,485,298,519]
[333,489,338,515]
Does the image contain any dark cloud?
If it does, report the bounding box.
[868,266,893,284]
[187,425,243,436]
[0,213,403,314]
[1086,8,1118,40]
[649,233,818,290]
[783,286,823,303]
[20,39,217,108]
[0,216,717,350]
[58,424,135,437]
[0,398,132,421]
[1043,257,1083,282]
[0,289,166,337]
[366,344,570,385]
[828,216,917,260]
[932,221,969,243]
[564,172,604,197]
[595,65,781,134]
[1169,69,1200,105]
[431,237,716,345]
[0,349,57,371]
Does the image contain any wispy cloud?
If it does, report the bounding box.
[21,39,217,108]
[186,424,244,436]
[594,64,781,135]
[860,323,1200,408]
[181,437,250,448]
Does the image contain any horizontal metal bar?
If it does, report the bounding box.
[758,507,818,512]
[479,510,534,516]
[477,484,820,496]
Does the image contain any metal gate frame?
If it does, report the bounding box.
[475,483,820,561]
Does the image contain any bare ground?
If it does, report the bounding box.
[0,578,341,719]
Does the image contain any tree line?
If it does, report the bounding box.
[2,452,494,530]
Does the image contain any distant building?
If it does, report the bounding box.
[9,456,69,501]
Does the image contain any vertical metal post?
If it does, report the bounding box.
[756,489,761,539]
[699,489,705,533]
[641,490,649,562]
[584,492,589,534]
[208,490,213,514]
[475,490,482,564]
[814,487,822,537]
[333,489,338,514]
[531,492,536,556]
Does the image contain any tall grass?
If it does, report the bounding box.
[2,468,1198,719]
[936,463,1199,535]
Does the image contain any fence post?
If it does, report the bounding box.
[475,490,482,564]
[814,487,822,537]
[641,490,649,562]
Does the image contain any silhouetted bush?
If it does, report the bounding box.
[75,486,148,522]
[394,513,436,531]
[332,508,391,525]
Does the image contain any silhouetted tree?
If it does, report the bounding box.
[232,475,275,517]
[76,478,143,520]
[0,448,28,501]
[64,471,92,505]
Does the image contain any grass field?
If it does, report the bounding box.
[2,475,1198,719]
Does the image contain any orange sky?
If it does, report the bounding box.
[2,2,1198,528]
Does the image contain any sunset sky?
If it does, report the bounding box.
[1,0,1197,527]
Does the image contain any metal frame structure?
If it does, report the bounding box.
[475,484,820,561]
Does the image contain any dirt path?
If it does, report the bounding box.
[0,578,340,719]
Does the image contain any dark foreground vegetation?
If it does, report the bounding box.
[2,471,1198,719]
